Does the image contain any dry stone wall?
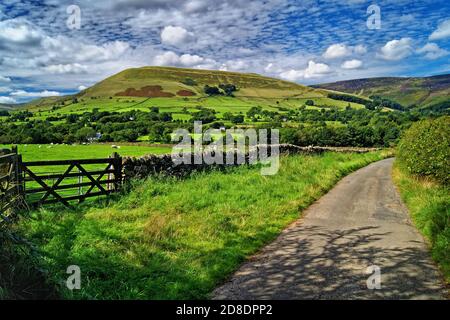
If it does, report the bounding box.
[121,144,379,181]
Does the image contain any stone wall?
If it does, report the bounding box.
[121,144,380,181]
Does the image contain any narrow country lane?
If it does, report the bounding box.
[213,158,447,300]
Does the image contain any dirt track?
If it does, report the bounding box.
[212,158,446,300]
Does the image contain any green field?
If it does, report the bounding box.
[18,151,389,299]
[23,95,364,123]
[1,144,171,162]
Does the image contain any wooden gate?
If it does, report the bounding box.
[20,152,122,208]
[0,147,22,222]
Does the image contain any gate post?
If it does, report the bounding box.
[11,145,24,197]
[111,152,122,191]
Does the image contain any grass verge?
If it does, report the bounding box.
[392,162,449,283]
[18,151,390,299]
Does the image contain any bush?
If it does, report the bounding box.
[397,116,449,185]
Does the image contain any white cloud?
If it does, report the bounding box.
[378,38,413,61]
[279,69,305,81]
[161,25,195,46]
[323,43,352,59]
[0,17,137,97]
[10,90,61,97]
[0,87,11,93]
[417,43,449,60]
[354,45,367,55]
[0,18,42,46]
[264,63,275,73]
[0,75,11,83]
[220,60,249,71]
[0,96,16,104]
[44,63,88,74]
[323,43,367,59]
[153,51,217,68]
[429,19,450,41]
[72,41,130,63]
[341,59,363,69]
[279,60,331,81]
[304,61,331,78]
[183,0,209,13]
[1,19,126,68]
[78,85,88,91]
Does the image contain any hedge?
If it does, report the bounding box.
[397,116,449,185]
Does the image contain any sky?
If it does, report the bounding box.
[0,0,450,103]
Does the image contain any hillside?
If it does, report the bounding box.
[83,66,319,98]
[0,103,16,111]
[23,67,366,115]
[313,74,450,109]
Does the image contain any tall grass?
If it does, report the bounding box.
[19,151,388,299]
[393,163,449,282]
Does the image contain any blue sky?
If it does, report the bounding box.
[0,0,450,103]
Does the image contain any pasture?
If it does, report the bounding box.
[0,144,172,162]
[25,95,365,123]
[19,151,389,299]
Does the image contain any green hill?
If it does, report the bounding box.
[0,103,16,111]
[83,66,319,98]
[313,74,450,109]
[23,67,366,116]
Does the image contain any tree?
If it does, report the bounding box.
[182,78,197,86]
[192,108,216,123]
[75,127,96,143]
[219,84,237,96]
[204,85,221,96]
[247,106,262,118]
[231,114,245,124]
[305,100,315,106]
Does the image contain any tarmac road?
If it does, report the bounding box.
[212,158,447,300]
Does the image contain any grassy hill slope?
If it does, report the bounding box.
[314,74,450,108]
[22,67,366,116]
[84,66,319,98]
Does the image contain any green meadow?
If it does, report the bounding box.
[19,151,389,299]
[0,144,171,162]
[26,95,365,123]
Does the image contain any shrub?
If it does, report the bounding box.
[397,116,449,185]
[181,78,197,86]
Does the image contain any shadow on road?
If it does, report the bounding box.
[213,225,445,299]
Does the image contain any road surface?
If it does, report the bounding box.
[213,158,446,300]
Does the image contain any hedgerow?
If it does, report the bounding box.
[397,116,449,185]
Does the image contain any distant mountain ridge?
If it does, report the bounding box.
[0,103,16,110]
[313,74,450,108]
